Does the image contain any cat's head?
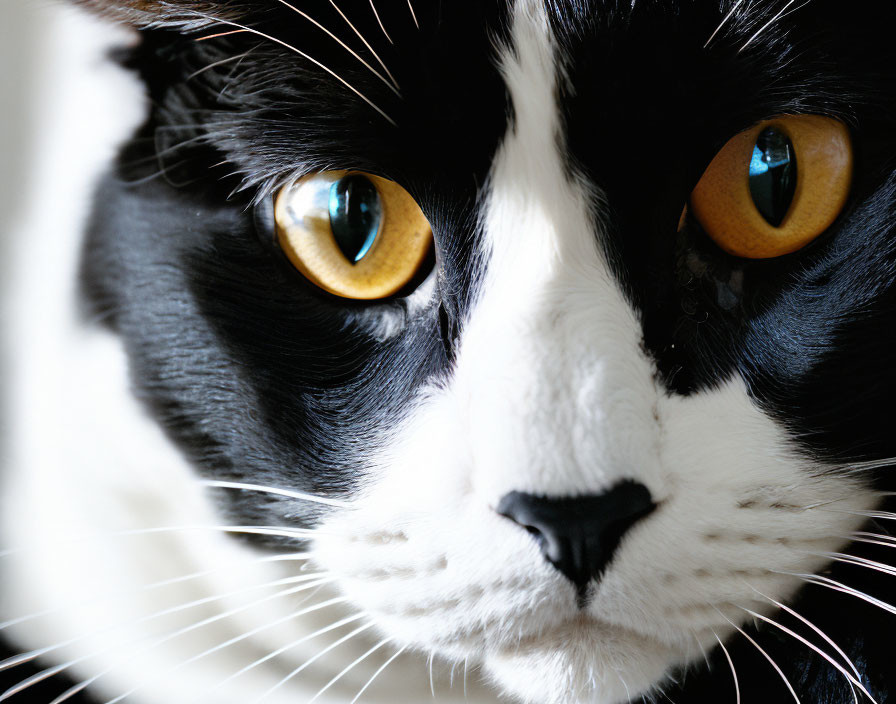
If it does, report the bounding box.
[76,1,896,702]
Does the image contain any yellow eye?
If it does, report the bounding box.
[689,114,853,259]
[274,171,433,299]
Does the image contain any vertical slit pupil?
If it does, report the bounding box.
[748,127,797,227]
[328,174,383,264]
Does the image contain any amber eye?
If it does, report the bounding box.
[274,171,433,299]
[689,115,853,259]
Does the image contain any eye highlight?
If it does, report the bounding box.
[274,171,433,300]
[689,115,853,259]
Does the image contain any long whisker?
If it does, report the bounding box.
[0,551,311,634]
[0,572,329,676]
[788,573,896,616]
[714,608,800,703]
[368,0,393,44]
[200,479,355,508]
[308,636,391,703]
[1,524,328,561]
[811,551,896,578]
[326,0,399,89]
[704,0,746,48]
[739,607,871,704]
[271,0,399,94]
[0,579,338,703]
[350,645,407,704]
[253,621,375,703]
[747,586,861,681]
[102,591,346,704]
[406,0,419,29]
[212,612,368,689]
[711,629,740,704]
[189,13,396,125]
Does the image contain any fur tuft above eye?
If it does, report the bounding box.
[689,115,853,259]
[274,171,434,300]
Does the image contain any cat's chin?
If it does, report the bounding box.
[481,617,675,704]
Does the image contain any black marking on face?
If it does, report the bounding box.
[548,1,896,465]
[80,0,513,532]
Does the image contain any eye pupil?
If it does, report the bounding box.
[328,174,383,264]
[748,127,797,227]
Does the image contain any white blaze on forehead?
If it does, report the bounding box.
[460,0,664,501]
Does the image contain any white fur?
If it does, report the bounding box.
[1,3,879,704]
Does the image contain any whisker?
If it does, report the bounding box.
[368,0,393,44]
[428,650,436,697]
[406,0,419,29]
[200,479,354,508]
[327,0,399,89]
[747,586,861,681]
[308,636,391,703]
[711,629,740,704]
[212,612,368,689]
[810,551,896,578]
[0,550,310,634]
[704,0,746,48]
[271,0,399,95]
[350,645,407,704]
[101,592,346,704]
[739,0,804,53]
[2,523,327,562]
[190,12,396,125]
[788,573,896,616]
[738,607,872,704]
[0,573,329,676]
[253,621,375,703]
[714,608,800,703]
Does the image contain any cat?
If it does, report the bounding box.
[3,1,896,703]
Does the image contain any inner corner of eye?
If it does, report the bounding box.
[748,126,797,228]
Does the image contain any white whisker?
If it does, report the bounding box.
[0,551,310,635]
[350,645,407,704]
[0,573,331,681]
[428,650,436,697]
[212,612,368,689]
[406,0,419,29]
[308,636,391,703]
[711,629,740,704]
[200,479,354,508]
[102,592,347,704]
[739,607,872,704]
[192,13,396,125]
[327,0,400,90]
[714,608,800,703]
[812,551,896,578]
[271,0,399,95]
[253,621,375,703]
[704,0,746,48]
[789,573,896,616]
[368,0,393,44]
[748,586,861,681]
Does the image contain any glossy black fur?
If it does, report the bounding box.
[62,1,896,703]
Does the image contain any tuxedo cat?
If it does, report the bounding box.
[3,1,896,703]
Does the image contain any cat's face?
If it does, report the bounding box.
[73,0,896,702]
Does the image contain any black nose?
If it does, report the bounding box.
[497,481,655,597]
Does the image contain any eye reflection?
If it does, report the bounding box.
[749,127,797,227]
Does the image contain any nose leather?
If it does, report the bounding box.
[497,481,655,599]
